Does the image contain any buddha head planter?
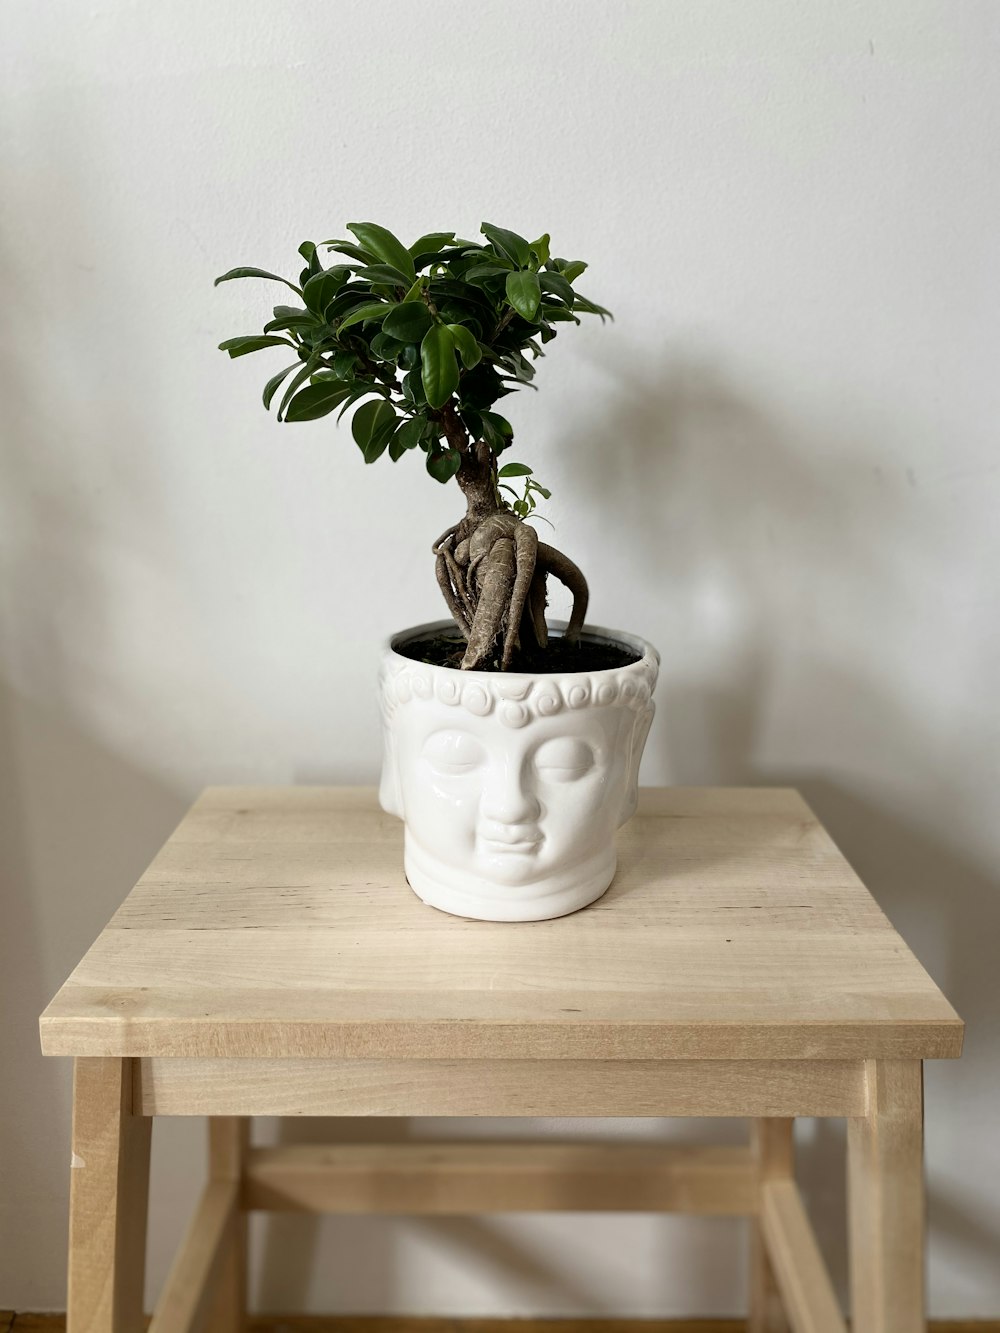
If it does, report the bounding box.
[379,621,659,921]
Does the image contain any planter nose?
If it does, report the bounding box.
[379,620,659,922]
[480,760,542,828]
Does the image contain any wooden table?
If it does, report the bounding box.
[40,786,963,1333]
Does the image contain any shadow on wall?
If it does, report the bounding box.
[0,162,191,1303]
[258,355,999,1312]
[565,351,1000,1306]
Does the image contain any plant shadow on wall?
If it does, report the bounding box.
[262,354,1000,1312]
[564,351,1000,1303]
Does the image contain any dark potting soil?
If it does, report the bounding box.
[395,630,642,675]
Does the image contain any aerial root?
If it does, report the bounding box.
[435,552,471,637]
[536,541,588,644]
[525,568,548,650]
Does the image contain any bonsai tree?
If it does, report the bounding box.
[216,222,611,671]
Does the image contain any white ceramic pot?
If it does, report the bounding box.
[378,620,659,922]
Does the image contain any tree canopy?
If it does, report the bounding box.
[216,221,611,507]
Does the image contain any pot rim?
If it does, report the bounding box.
[385,618,659,680]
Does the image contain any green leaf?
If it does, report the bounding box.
[446,323,482,369]
[369,331,406,361]
[368,415,399,462]
[426,448,462,483]
[498,462,532,478]
[284,379,353,423]
[262,363,300,411]
[390,415,426,460]
[401,277,427,303]
[505,270,541,322]
[409,231,455,256]
[463,264,513,291]
[528,480,552,499]
[346,223,416,283]
[557,259,588,282]
[302,268,349,314]
[498,349,535,381]
[401,366,426,406]
[331,350,358,378]
[382,301,433,343]
[480,222,531,267]
[335,383,384,422]
[355,263,413,289]
[352,398,397,463]
[323,239,375,264]
[529,233,551,266]
[420,324,459,409]
[538,271,575,304]
[573,293,614,322]
[263,307,320,334]
[542,304,581,324]
[337,301,392,333]
[297,242,322,286]
[480,410,514,452]
[276,358,318,420]
[325,285,381,323]
[214,267,303,296]
[218,335,296,358]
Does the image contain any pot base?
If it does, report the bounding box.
[404,852,617,923]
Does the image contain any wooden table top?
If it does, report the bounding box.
[39,786,963,1062]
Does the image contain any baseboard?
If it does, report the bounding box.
[4,1317,1000,1333]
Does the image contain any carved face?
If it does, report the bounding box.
[389,703,635,890]
[379,625,658,920]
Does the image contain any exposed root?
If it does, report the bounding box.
[463,536,515,670]
[525,568,549,650]
[431,443,588,670]
[502,523,538,668]
[435,551,471,636]
[537,541,588,644]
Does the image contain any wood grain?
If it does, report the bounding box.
[39,787,963,1063]
[761,1180,846,1333]
[241,1141,757,1214]
[146,1180,237,1333]
[205,1120,249,1333]
[848,1060,925,1332]
[135,1056,867,1118]
[749,1119,793,1333]
[67,1059,150,1333]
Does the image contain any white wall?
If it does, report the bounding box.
[2,0,998,1317]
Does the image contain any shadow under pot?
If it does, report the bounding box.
[378,619,660,922]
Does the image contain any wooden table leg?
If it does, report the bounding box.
[848,1060,925,1333]
[749,1118,793,1332]
[68,1058,151,1333]
[205,1118,250,1333]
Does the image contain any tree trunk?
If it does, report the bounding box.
[432,417,588,670]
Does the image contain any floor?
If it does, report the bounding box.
[3,1317,1000,1333]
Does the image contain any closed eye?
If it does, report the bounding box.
[533,738,596,782]
[422,730,486,776]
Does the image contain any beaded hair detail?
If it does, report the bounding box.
[379,656,657,729]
